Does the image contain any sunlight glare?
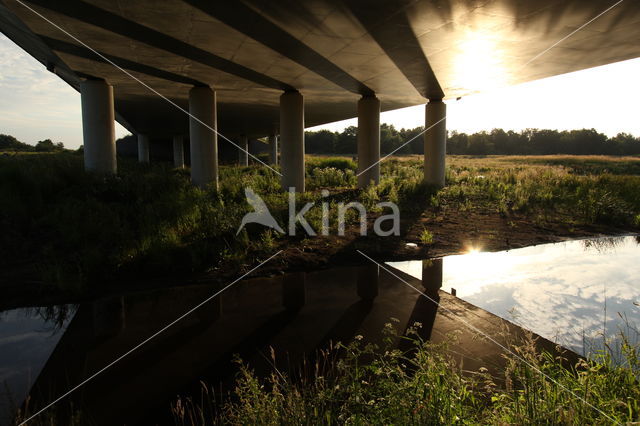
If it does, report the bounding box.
[452,31,508,93]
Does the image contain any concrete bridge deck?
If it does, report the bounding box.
[1,0,639,188]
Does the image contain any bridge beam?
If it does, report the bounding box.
[357,95,380,188]
[424,99,446,187]
[189,86,218,189]
[80,79,116,174]
[280,91,305,192]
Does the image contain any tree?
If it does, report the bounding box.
[35,139,55,152]
[0,134,33,151]
[306,129,336,154]
[335,126,357,154]
[304,126,639,157]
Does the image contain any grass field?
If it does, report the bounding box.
[1,152,639,290]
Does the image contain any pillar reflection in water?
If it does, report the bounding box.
[282,272,306,311]
[413,258,443,341]
[421,258,443,299]
[357,264,379,301]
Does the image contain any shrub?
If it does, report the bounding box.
[307,157,356,173]
[419,228,434,245]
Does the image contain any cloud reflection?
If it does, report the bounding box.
[389,236,640,356]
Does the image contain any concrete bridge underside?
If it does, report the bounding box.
[1,0,639,189]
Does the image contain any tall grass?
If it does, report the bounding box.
[0,154,364,287]
[377,157,640,225]
[0,153,277,287]
[2,153,639,288]
[172,323,640,425]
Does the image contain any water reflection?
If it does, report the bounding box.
[1,260,547,425]
[1,267,437,425]
[3,236,636,424]
[0,305,75,425]
[389,236,640,357]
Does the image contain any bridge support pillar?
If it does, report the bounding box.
[137,134,149,163]
[268,134,278,165]
[173,135,185,168]
[357,95,380,188]
[239,134,249,166]
[424,99,446,187]
[80,79,116,174]
[189,86,218,189]
[280,90,305,192]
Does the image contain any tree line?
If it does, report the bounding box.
[3,127,640,156]
[0,134,66,152]
[306,126,640,156]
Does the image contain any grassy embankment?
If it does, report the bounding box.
[169,324,640,425]
[14,327,640,425]
[1,152,639,289]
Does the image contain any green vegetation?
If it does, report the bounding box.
[1,152,639,288]
[0,134,33,151]
[0,134,66,152]
[172,323,640,425]
[419,227,434,245]
[306,126,640,156]
[0,153,363,287]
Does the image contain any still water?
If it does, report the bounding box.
[0,236,638,424]
[390,235,640,355]
[0,306,75,425]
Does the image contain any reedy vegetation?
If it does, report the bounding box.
[1,153,639,287]
[172,323,640,425]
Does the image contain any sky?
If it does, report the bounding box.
[1,32,640,149]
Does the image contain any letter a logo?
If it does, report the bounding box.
[237,187,284,235]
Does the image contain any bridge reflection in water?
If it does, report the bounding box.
[21,261,563,425]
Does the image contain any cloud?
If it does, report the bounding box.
[0,34,127,148]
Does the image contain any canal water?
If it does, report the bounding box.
[389,235,640,356]
[0,236,638,424]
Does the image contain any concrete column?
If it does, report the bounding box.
[424,99,447,187]
[268,134,278,165]
[173,135,185,169]
[280,91,305,192]
[188,86,218,189]
[137,134,149,163]
[239,134,249,166]
[80,79,116,174]
[357,95,380,188]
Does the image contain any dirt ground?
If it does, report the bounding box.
[263,205,637,275]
